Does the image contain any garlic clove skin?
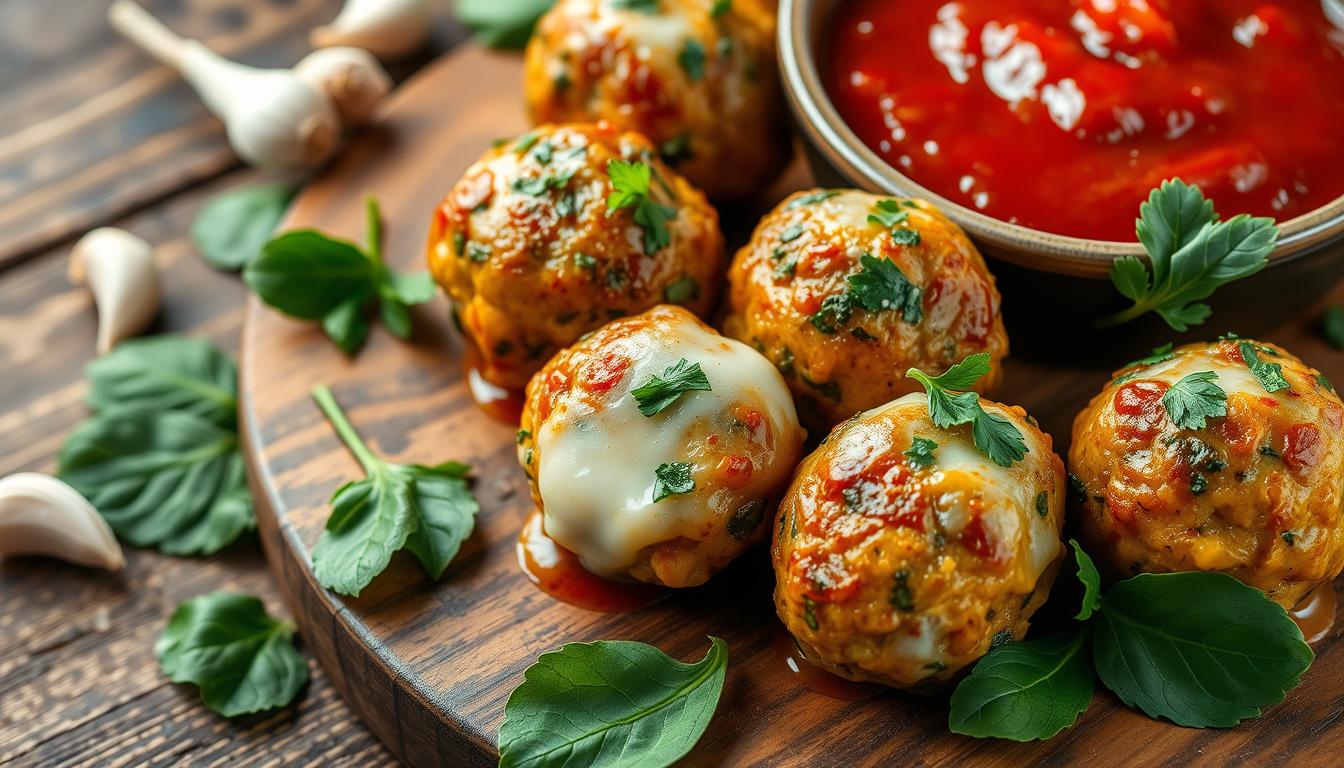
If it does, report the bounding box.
[294,47,393,126]
[69,227,161,355]
[311,0,433,60]
[0,473,125,571]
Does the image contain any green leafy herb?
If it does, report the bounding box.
[904,436,938,468]
[157,593,307,717]
[867,199,909,229]
[1100,179,1278,330]
[513,170,576,195]
[949,629,1094,741]
[1093,572,1313,727]
[1238,342,1288,393]
[1323,307,1344,349]
[1316,372,1336,394]
[245,197,435,356]
[191,182,295,270]
[612,0,659,11]
[308,386,478,596]
[607,160,676,254]
[891,228,922,246]
[808,293,855,334]
[786,190,838,209]
[457,0,556,49]
[1035,491,1049,518]
[906,354,1026,467]
[803,596,819,629]
[779,223,805,243]
[59,336,252,556]
[632,358,711,416]
[847,253,923,323]
[498,638,727,768]
[678,38,706,81]
[664,276,699,304]
[1122,342,1176,371]
[711,0,731,18]
[890,570,915,611]
[653,462,695,502]
[1161,370,1228,430]
[726,499,765,540]
[1070,539,1101,621]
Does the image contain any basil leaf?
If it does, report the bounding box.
[59,410,254,555]
[85,336,237,427]
[949,629,1094,741]
[457,0,555,49]
[1070,539,1102,621]
[191,183,295,270]
[1161,370,1227,430]
[322,296,372,356]
[157,593,307,717]
[309,387,478,596]
[498,637,728,768]
[1093,572,1313,728]
[246,231,374,320]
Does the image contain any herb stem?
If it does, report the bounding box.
[364,195,382,265]
[1096,302,1148,329]
[311,385,380,475]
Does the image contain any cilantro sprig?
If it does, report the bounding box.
[631,358,711,416]
[1162,370,1228,430]
[607,160,677,254]
[905,353,1026,467]
[1099,179,1278,331]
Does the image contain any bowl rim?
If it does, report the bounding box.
[778,0,1344,279]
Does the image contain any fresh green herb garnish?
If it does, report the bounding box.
[949,630,1094,741]
[664,276,699,304]
[803,596,819,629]
[191,182,295,270]
[653,461,695,502]
[1281,531,1297,547]
[1035,491,1049,518]
[786,190,839,208]
[498,638,727,768]
[890,570,915,611]
[905,354,1026,467]
[308,386,479,597]
[867,199,909,229]
[59,337,253,555]
[1161,370,1228,430]
[1100,179,1278,331]
[516,429,530,444]
[1123,342,1176,370]
[1070,540,1101,621]
[904,436,938,468]
[632,358,711,416]
[679,38,706,81]
[512,169,575,195]
[808,293,854,334]
[157,593,307,717]
[607,160,676,254]
[1321,306,1344,349]
[710,0,731,18]
[847,253,923,323]
[457,0,556,49]
[1316,372,1336,393]
[727,499,766,540]
[1238,341,1288,393]
[245,197,435,356]
[779,223,806,243]
[612,0,659,11]
[891,228,921,246]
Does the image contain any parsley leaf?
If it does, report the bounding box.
[1239,341,1289,393]
[906,354,1026,467]
[1100,179,1278,331]
[653,462,695,501]
[157,593,307,717]
[309,386,478,596]
[847,253,923,323]
[631,358,711,416]
[1161,370,1228,430]
[1123,342,1176,370]
[607,160,676,254]
[904,436,938,468]
[679,38,706,81]
[867,199,909,229]
[711,0,731,18]
[808,293,855,334]
[949,629,1094,741]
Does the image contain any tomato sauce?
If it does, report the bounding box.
[827,0,1344,241]
[516,509,664,613]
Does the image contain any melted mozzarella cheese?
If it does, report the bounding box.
[537,313,799,575]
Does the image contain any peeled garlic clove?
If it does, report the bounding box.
[69,227,161,354]
[0,473,125,571]
[294,47,393,126]
[311,0,433,60]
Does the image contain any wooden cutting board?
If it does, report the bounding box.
[238,45,1344,768]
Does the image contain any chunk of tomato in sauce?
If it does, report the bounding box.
[1113,380,1170,440]
[1281,423,1323,473]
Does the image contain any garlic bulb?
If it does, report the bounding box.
[0,473,125,571]
[109,0,341,173]
[311,0,433,60]
[68,227,161,354]
[294,47,393,126]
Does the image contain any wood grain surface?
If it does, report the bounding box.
[239,46,1344,767]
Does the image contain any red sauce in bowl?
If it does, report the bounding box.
[826,0,1344,241]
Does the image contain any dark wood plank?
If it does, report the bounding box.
[0,0,465,271]
[239,45,1344,767]
[0,173,392,767]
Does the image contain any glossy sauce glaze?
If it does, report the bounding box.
[827,0,1344,240]
[465,349,524,424]
[516,510,664,612]
[1290,586,1337,645]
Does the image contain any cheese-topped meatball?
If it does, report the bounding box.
[518,305,805,587]
[427,123,724,391]
[1071,338,1344,609]
[524,0,788,200]
[723,189,1009,431]
[774,393,1065,688]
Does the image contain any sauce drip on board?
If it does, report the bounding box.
[516,509,664,613]
[1290,585,1337,645]
[465,359,524,424]
[827,0,1344,240]
[771,626,884,701]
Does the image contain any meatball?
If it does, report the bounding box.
[523,0,789,200]
[773,393,1065,688]
[518,304,806,587]
[427,123,724,391]
[1070,338,1344,609]
[723,189,1009,431]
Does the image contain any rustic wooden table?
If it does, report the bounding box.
[0,1,465,764]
